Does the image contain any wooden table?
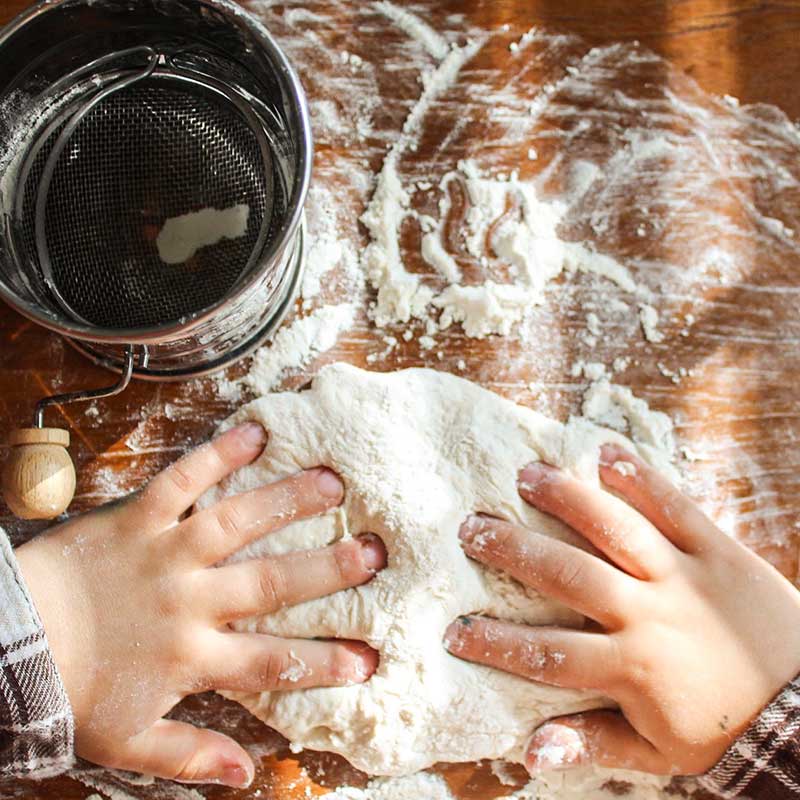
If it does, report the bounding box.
[1,0,799,797]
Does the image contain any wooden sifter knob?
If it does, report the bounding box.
[2,428,76,520]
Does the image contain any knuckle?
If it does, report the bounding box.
[519,639,564,676]
[620,645,658,688]
[262,651,291,688]
[256,562,288,611]
[171,751,206,783]
[332,542,362,586]
[163,629,195,674]
[213,502,245,540]
[167,461,195,496]
[550,557,586,594]
[654,484,684,519]
[157,593,182,620]
[206,441,231,475]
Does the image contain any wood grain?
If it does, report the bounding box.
[1,0,798,798]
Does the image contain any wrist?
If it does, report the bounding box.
[16,538,91,728]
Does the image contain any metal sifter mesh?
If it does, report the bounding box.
[0,0,312,379]
[16,76,277,330]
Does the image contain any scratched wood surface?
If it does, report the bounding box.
[1,0,799,798]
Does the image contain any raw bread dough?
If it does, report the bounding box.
[198,363,671,776]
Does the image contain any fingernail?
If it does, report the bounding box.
[600,442,637,464]
[342,642,379,683]
[518,461,556,491]
[443,617,472,652]
[316,468,344,499]
[358,534,387,572]
[239,422,267,448]
[221,763,252,788]
[458,515,487,545]
[525,723,586,774]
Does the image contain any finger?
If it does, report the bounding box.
[204,534,387,621]
[524,711,674,775]
[138,423,267,523]
[459,515,635,627]
[108,718,254,787]
[599,443,721,553]
[172,467,344,566]
[444,616,618,692]
[518,462,675,579]
[205,633,379,692]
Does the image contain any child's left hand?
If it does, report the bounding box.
[16,423,385,786]
[445,443,800,776]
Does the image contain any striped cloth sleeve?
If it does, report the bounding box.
[0,531,74,778]
[698,674,800,799]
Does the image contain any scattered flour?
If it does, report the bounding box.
[317,767,676,800]
[319,771,454,799]
[300,185,356,300]
[156,205,250,265]
[612,460,637,477]
[582,377,676,463]
[364,146,640,338]
[373,0,450,60]
[244,303,356,394]
[490,759,520,786]
[74,769,206,800]
[638,303,665,343]
[278,650,313,682]
[361,39,483,326]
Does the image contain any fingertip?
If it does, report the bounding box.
[599,442,636,468]
[165,726,255,788]
[340,640,380,683]
[207,735,254,788]
[234,422,268,452]
[444,616,474,653]
[517,461,559,497]
[598,444,643,489]
[524,721,586,774]
[220,756,255,788]
[315,467,345,502]
[357,533,388,573]
[458,515,487,546]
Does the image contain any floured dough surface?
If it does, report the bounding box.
[199,364,672,776]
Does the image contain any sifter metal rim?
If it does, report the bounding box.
[67,219,307,380]
[0,0,313,345]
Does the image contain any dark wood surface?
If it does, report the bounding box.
[1,0,799,798]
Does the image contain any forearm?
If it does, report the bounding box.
[0,529,74,779]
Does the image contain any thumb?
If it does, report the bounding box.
[524,711,673,775]
[108,719,254,788]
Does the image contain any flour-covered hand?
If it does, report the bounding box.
[445,443,800,776]
[16,423,386,787]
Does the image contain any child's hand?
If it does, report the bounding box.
[16,423,386,787]
[445,443,800,776]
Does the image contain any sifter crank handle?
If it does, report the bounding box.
[3,346,137,520]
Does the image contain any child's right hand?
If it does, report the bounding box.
[15,422,386,788]
[446,443,800,777]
